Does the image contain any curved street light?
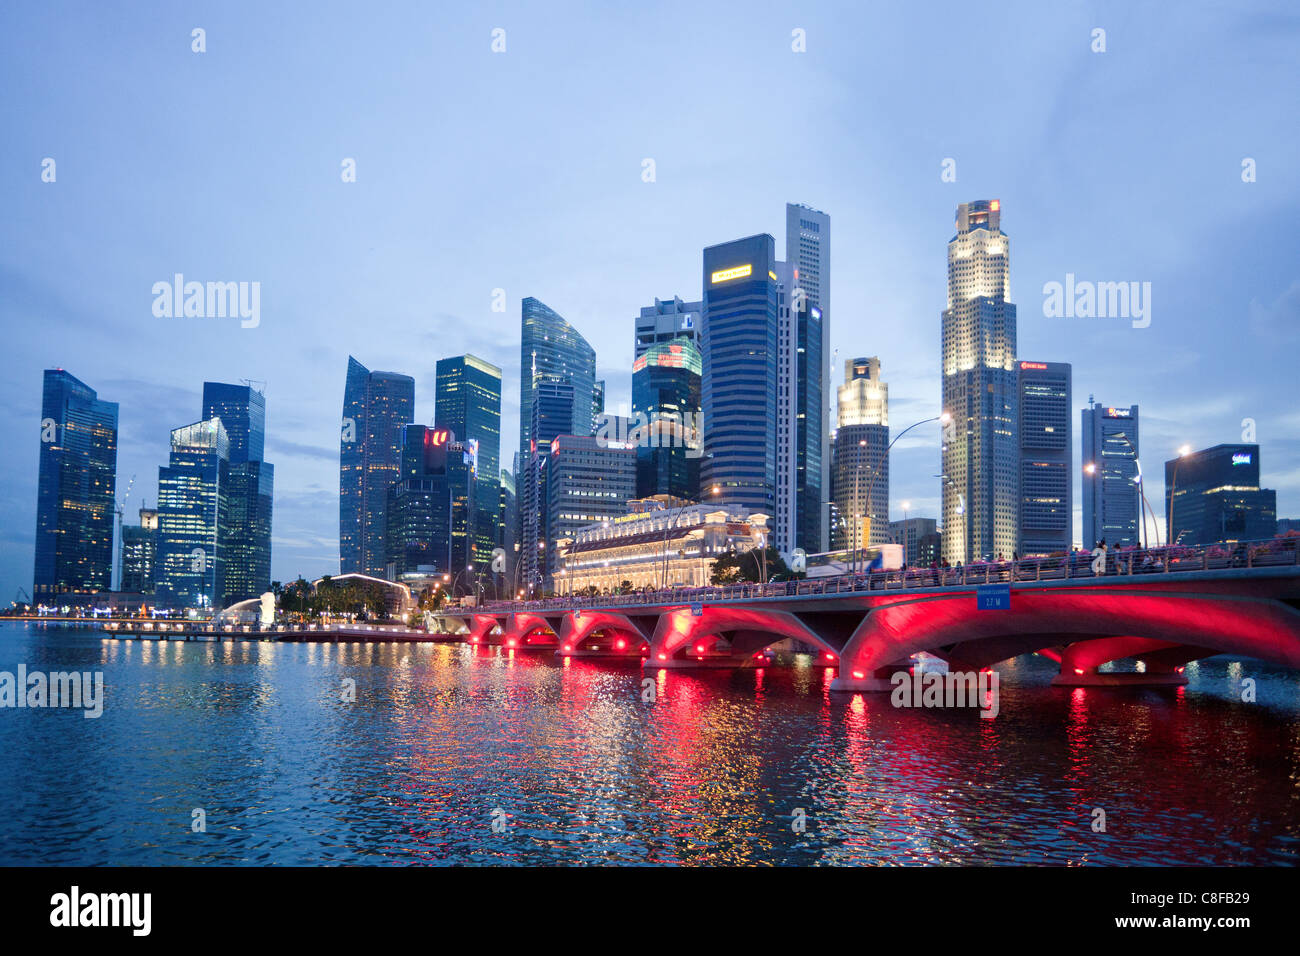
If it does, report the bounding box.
[859,412,951,567]
[1167,444,1192,548]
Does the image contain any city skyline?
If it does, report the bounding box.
[3,2,1298,600]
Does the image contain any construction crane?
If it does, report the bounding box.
[113,475,135,592]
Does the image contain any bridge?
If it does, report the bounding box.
[430,542,1300,691]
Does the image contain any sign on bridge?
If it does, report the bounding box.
[976,583,1011,610]
[691,603,703,617]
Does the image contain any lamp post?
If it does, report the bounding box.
[1167,444,1192,548]
[1114,434,1158,549]
[662,486,719,589]
[901,500,911,568]
[860,412,951,568]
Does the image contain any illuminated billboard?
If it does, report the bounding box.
[710,264,753,284]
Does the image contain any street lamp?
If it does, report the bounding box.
[1167,444,1192,548]
[901,500,911,568]
[860,412,950,569]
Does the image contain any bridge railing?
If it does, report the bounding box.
[459,536,1299,615]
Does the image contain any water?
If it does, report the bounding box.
[1,621,1298,866]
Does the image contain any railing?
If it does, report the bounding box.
[439,537,1300,616]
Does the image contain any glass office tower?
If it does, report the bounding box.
[1017,361,1072,556]
[631,336,702,501]
[832,357,889,550]
[1082,402,1141,548]
[33,369,119,597]
[340,357,416,576]
[518,297,597,468]
[435,354,502,567]
[1165,444,1276,546]
[385,425,477,577]
[701,234,779,518]
[203,381,273,603]
[156,418,230,607]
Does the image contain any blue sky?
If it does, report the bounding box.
[2,0,1298,596]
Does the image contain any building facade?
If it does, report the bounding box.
[203,381,273,603]
[1017,361,1072,556]
[519,297,597,468]
[156,418,230,607]
[120,506,158,595]
[556,497,770,592]
[1082,402,1141,548]
[385,425,477,577]
[831,358,889,550]
[701,234,779,521]
[435,354,502,567]
[631,336,702,501]
[33,369,119,598]
[941,200,1019,564]
[340,357,415,576]
[546,434,636,581]
[889,516,939,567]
[1165,444,1276,547]
[635,296,702,360]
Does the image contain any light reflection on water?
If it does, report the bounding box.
[1,622,1298,865]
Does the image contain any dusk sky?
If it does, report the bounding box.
[2,0,1297,598]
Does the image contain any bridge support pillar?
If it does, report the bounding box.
[830,663,913,693]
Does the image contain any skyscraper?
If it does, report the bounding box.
[786,203,832,550]
[156,418,230,607]
[940,200,1018,564]
[547,434,636,581]
[701,235,779,520]
[202,381,273,604]
[1165,444,1276,547]
[520,381,576,590]
[120,506,158,594]
[385,425,477,577]
[631,336,702,501]
[339,357,415,576]
[634,296,702,360]
[772,261,824,556]
[832,357,889,550]
[1017,361,1072,556]
[33,369,118,598]
[518,297,597,467]
[435,354,502,567]
[1081,402,1141,548]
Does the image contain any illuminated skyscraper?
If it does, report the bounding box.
[940,200,1018,563]
[832,357,889,550]
[1082,402,1140,548]
[156,418,230,607]
[33,369,118,597]
[339,357,415,576]
[518,297,597,467]
[1017,361,1071,556]
[631,336,702,501]
[435,354,502,567]
[634,296,701,360]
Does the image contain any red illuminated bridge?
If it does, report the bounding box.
[430,545,1300,691]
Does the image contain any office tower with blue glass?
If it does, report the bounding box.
[156,418,230,607]
[1017,361,1072,556]
[340,357,416,576]
[940,200,1019,564]
[1081,401,1141,548]
[203,381,273,603]
[435,354,502,567]
[120,506,159,594]
[1165,444,1276,547]
[631,337,702,501]
[33,369,119,598]
[701,235,779,521]
[518,297,597,467]
[546,435,636,577]
[385,425,477,577]
[521,380,576,590]
[634,296,702,360]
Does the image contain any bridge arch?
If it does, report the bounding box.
[646,606,842,669]
[558,612,652,657]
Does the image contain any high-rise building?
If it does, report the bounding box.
[498,467,517,582]
[701,234,779,519]
[1017,361,1072,556]
[631,336,702,501]
[340,357,415,576]
[203,382,273,604]
[889,516,939,567]
[1081,402,1141,548]
[546,434,635,581]
[33,370,118,598]
[518,297,597,467]
[786,203,832,551]
[120,506,158,594]
[156,418,230,607]
[435,354,502,567]
[832,357,889,550]
[634,296,702,360]
[1165,444,1276,547]
[385,425,477,577]
[940,200,1019,564]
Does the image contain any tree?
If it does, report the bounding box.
[710,546,791,584]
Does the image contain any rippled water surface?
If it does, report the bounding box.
[1,622,1298,865]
